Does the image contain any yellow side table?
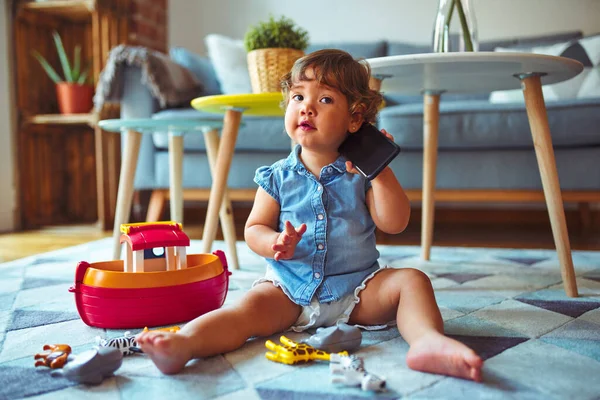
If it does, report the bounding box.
[191,92,284,257]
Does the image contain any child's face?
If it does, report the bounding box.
[284,67,362,154]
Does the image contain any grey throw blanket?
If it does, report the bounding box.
[93,45,204,110]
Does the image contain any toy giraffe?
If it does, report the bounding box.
[265,336,348,365]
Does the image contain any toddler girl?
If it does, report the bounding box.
[136,49,483,382]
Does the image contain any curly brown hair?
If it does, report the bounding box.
[280,49,383,123]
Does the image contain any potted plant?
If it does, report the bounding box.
[244,15,309,93]
[32,31,93,114]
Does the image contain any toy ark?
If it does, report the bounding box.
[69,222,231,329]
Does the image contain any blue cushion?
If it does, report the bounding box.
[307,41,387,59]
[480,30,583,51]
[150,146,600,191]
[387,41,431,56]
[378,97,600,150]
[169,47,222,96]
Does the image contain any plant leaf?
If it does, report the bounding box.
[53,31,73,82]
[77,64,90,85]
[31,50,62,83]
[72,45,81,81]
[244,15,309,52]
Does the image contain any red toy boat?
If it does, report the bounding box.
[69,222,231,329]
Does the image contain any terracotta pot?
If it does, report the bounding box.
[56,82,94,114]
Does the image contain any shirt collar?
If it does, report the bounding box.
[284,145,347,175]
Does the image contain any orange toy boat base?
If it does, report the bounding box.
[69,222,231,329]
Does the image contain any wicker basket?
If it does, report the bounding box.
[247,48,304,93]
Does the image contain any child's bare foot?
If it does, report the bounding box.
[406,332,483,382]
[136,332,192,374]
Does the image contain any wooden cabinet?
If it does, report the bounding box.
[11,0,167,229]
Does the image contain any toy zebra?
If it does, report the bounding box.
[95,331,140,356]
[330,354,386,392]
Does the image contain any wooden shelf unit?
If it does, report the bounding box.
[12,0,168,230]
[12,0,128,229]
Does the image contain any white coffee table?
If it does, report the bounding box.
[366,52,583,297]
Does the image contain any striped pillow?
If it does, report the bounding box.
[489,34,600,103]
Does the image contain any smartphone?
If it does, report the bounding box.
[338,123,401,180]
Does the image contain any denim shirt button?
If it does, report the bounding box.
[317,243,324,250]
[327,167,333,173]
[314,272,321,279]
[317,214,324,220]
[317,185,322,191]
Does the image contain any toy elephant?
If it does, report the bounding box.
[301,323,362,353]
[52,347,123,385]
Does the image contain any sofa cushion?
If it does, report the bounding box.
[205,34,253,94]
[169,47,222,96]
[378,97,600,150]
[307,41,387,59]
[490,34,600,103]
[152,108,289,152]
[149,146,600,192]
[479,30,583,52]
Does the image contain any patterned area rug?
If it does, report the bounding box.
[1,238,600,400]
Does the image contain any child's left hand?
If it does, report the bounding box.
[272,221,307,261]
[345,129,394,174]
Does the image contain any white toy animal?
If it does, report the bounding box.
[329,354,386,392]
[95,331,138,356]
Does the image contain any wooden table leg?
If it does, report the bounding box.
[112,129,142,260]
[202,109,242,255]
[168,132,184,224]
[521,74,578,297]
[421,93,441,260]
[93,126,105,230]
[203,128,239,270]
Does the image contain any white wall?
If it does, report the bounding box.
[169,0,600,55]
[0,1,17,232]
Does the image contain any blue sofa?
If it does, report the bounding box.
[118,31,600,220]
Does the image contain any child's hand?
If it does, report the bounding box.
[272,221,307,261]
[345,129,394,174]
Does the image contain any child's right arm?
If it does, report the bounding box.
[244,188,306,260]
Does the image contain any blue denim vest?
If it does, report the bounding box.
[254,145,380,306]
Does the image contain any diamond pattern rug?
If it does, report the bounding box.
[1,238,600,399]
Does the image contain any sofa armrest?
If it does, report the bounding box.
[120,66,161,189]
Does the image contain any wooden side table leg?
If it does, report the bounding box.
[93,125,105,230]
[202,110,242,254]
[521,74,578,297]
[421,93,441,260]
[146,190,166,222]
[168,132,184,224]
[112,129,142,260]
[204,128,239,270]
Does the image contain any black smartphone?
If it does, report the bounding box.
[338,123,401,180]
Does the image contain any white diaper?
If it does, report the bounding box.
[252,265,395,332]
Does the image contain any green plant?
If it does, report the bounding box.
[244,15,309,52]
[31,31,90,84]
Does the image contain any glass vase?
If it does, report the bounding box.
[432,0,478,52]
